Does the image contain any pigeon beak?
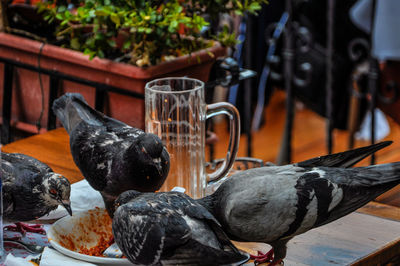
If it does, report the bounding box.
[61,200,73,216]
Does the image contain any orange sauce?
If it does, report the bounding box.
[56,208,114,257]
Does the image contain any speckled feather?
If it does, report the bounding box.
[112,191,248,266]
[52,93,170,216]
[1,152,71,222]
[198,148,400,263]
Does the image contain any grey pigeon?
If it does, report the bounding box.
[198,157,400,264]
[112,190,249,266]
[52,93,170,217]
[1,152,72,233]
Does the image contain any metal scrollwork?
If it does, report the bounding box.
[378,80,400,105]
[292,24,313,88]
[293,62,312,88]
[294,25,313,54]
[266,19,313,88]
[348,38,370,63]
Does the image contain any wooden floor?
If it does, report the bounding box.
[208,90,400,207]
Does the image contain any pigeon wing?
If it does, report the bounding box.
[162,193,249,265]
[314,164,400,227]
[2,187,15,220]
[112,200,190,265]
[182,194,241,253]
[2,152,53,174]
[162,238,249,266]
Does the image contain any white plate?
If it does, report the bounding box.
[47,208,131,265]
[48,208,249,266]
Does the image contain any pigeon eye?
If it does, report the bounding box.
[50,189,57,195]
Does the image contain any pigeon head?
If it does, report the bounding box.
[114,190,141,210]
[41,173,72,216]
[125,133,170,191]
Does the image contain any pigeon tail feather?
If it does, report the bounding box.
[317,162,400,227]
[52,93,91,133]
[296,141,392,168]
[355,161,400,185]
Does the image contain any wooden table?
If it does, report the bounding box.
[2,128,400,265]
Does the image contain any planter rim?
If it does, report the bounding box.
[0,32,226,79]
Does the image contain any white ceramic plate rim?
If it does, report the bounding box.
[47,214,131,265]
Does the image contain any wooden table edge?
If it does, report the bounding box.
[351,237,400,266]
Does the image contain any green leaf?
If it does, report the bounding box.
[57,5,66,13]
[110,13,120,27]
[64,10,71,19]
[89,10,96,18]
[37,4,46,14]
[85,37,95,47]
[95,32,105,40]
[248,2,262,13]
[83,48,96,60]
[77,7,86,17]
[55,13,64,20]
[70,38,81,50]
[168,20,178,32]
[107,39,117,47]
[95,9,109,16]
[122,40,132,50]
[98,50,105,58]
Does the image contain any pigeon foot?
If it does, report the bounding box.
[250,249,274,264]
[250,249,284,265]
[4,222,46,235]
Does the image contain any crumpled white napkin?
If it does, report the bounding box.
[355,108,390,141]
[39,179,105,220]
[39,247,96,266]
[3,253,39,266]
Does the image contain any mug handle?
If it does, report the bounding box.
[206,102,240,183]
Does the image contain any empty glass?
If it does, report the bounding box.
[145,77,240,198]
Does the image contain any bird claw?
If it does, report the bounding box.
[250,249,284,265]
[4,223,46,235]
[250,249,274,265]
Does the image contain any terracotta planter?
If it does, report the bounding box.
[0,32,226,131]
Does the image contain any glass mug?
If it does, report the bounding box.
[145,77,240,198]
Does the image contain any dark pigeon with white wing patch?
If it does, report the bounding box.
[52,93,170,217]
[112,190,249,266]
[1,152,72,223]
[198,150,400,265]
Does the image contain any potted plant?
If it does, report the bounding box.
[0,0,266,132]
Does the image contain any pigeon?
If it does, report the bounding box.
[112,190,249,266]
[1,152,72,234]
[198,149,400,265]
[52,93,170,217]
